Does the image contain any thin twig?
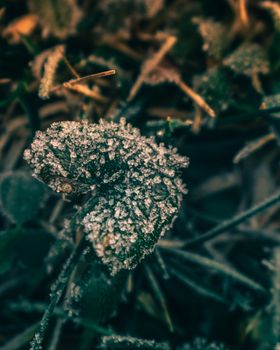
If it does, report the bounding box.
[63,83,108,102]
[144,263,174,332]
[163,249,265,292]
[10,300,113,336]
[177,78,216,118]
[63,70,116,87]
[183,190,280,249]
[128,35,177,101]
[60,49,80,79]
[233,132,275,164]
[239,0,249,27]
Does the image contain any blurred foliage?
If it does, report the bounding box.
[1,0,280,349]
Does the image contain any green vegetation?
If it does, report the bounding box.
[1,0,280,349]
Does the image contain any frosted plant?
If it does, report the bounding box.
[24,118,188,274]
[223,43,269,77]
[260,93,280,110]
[223,43,269,92]
[99,335,170,349]
[38,45,65,99]
[192,17,228,59]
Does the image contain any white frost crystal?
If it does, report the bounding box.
[24,118,188,274]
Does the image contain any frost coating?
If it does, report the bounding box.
[24,118,188,274]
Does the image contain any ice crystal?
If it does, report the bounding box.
[24,119,188,274]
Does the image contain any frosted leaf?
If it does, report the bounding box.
[192,17,228,59]
[24,119,188,274]
[223,43,269,77]
[223,43,269,92]
[260,93,280,110]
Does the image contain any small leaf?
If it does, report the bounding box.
[224,43,269,77]
[192,17,229,59]
[69,262,126,322]
[0,172,47,225]
[223,43,269,92]
[260,93,280,109]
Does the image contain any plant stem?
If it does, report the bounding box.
[29,197,99,349]
[30,237,86,350]
[184,190,280,249]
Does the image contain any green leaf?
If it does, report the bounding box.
[0,172,47,225]
[71,262,127,322]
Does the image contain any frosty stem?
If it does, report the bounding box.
[29,198,98,350]
[30,237,86,350]
[184,190,280,249]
